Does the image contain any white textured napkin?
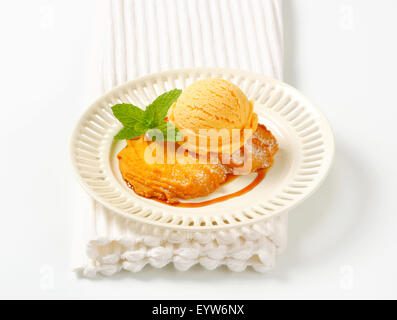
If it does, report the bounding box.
[73,0,286,277]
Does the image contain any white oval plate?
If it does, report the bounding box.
[70,68,334,231]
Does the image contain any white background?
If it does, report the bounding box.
[0,0,396,299]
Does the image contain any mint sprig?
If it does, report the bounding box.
[111,89,182,141]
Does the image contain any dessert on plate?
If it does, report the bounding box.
[113,78,278,206]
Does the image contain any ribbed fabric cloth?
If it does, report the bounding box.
[101,0,283,83]
[73,0,285,276]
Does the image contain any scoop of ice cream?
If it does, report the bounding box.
[167,78,258,154]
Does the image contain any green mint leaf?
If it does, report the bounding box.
[111,90,183,142]
[111,104,145,127]
[144,89,182,126]
[146,121,182,142]
[114,123,147,140]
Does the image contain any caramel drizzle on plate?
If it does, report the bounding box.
[126,169,267,208]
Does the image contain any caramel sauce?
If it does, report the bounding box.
[125,170,267,208]
[169,169,267,208]
[125,168,263,208]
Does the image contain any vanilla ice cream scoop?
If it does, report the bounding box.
[167,78,258,154]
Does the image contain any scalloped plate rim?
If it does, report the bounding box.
[69,67,335,231]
